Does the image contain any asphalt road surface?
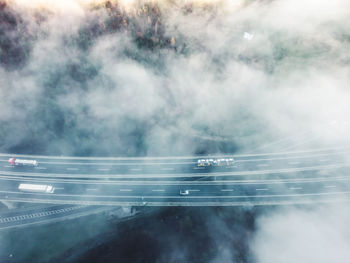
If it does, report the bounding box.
[0,147,349,206]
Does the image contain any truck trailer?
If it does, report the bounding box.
[197,158,234,167]
[8,158,38,167]
[18,184,55,193]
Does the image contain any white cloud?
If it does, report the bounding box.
[252,205,350,263]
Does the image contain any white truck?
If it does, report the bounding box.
[197,158,235,167]
[18,183,55,193]
[8,158,38,167]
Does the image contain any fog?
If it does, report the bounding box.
[253,204,350,263]
[1,0,350,262]
[1,0,350,156]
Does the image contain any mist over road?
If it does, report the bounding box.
[1,0,350,262]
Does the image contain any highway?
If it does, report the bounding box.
[0,147,350,206]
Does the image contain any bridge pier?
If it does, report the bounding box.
[121,206,132,214]
[105,206,135,221]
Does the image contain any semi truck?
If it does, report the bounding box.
[18,184,55,193]
[197,158,234,167]
[8,158,38,167]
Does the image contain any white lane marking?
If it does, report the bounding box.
[221,189,233,192]
[30,160,196,166]
[98,168,110,171]
[3,165,12,168]
[324,185,336,188]
[152,189,165,192]
[256,188,268,191]
[5,190,350,207]
[289,187,303,190]
[3,173,350,187]
[288,161,300,165]
[55,187,64,190]
[257,164,269,167]
[1,172,350,185]
[120,189,132,192]
[3,145,348,159]
[86,188,98,191]
[234,148,350,163]
[66,168,79,171]
[130,168,142,171]
[161,168,175,171]
[35,167,47,170]
[2,163,348,179]
[189,189,200,192]
[193,167,205,170]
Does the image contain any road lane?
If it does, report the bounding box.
[0,175,349,205]
[0,163,349,182]
[1,190,350,206]
[0,147,350,206]
[0,147,349,176]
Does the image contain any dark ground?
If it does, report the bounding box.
[51,206,266,263]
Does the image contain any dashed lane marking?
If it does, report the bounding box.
[324,185,336,188]
[221,189,234,192]
[152,189,165,192]
[289,187,303,190]
[3,163,348,179]
[120,189,132,192]
[66,168,79,171]
[288,161,300,165]
[256,188,268,191]
[98,168,110,171]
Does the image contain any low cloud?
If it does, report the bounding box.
[1,0,350,156]
[252,204,350,263]
[1,1,350,263]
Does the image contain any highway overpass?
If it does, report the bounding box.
[0,147,350,206]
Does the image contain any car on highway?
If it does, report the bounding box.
[180,190,189,195]
[8,158,38,167]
